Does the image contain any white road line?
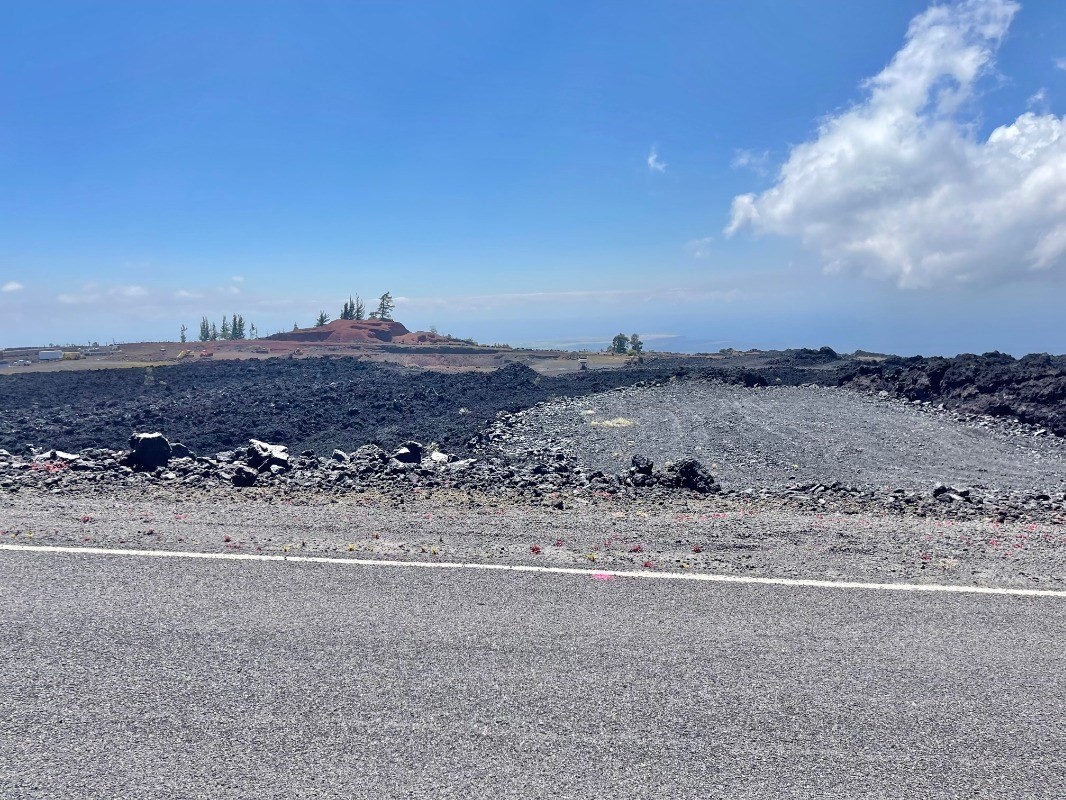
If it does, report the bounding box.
[1,542,1064,597]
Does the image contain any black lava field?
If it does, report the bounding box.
[1,350,1064,456]
[0,359,715,455]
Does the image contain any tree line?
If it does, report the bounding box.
[186,315,256,342]
[311,292,394,328]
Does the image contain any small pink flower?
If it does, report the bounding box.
[629,544,643,553]
[642,560,655,569]
[530,545,542,555]
[553,538,564,547]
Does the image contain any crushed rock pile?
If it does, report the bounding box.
[3,430,1064,525]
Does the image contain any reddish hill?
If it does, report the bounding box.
[264,319,456,345]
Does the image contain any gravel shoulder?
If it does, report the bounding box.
[3,487,1065,591]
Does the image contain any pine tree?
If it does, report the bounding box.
[249,323,257,339]
[376,292,394,320]
[293,322,299,331]
[354,295,365,320]
[231,314,245,340]
[315,311,330,327]
[180,324,187,344]
[210,322,219,341]
[199,317,211,342]
[220,315,231,339]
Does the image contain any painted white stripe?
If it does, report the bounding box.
[1,542,1064,597]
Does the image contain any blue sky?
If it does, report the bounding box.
[2,0,1064,354]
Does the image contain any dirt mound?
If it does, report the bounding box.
[263,318,455,346]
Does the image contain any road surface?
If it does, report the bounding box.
[2,547,1065,798]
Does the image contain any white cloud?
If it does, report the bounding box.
[647,146,667,173]
[1056,57,1066,71]
[57,292,98,305]
[727,0,1066,288]
[109,285,148,298]
[1027,88,1047,108]
[175,289,201,299]
[231,275,244,283]
[730,149,770,175]
[685,237,714,258]
[1,281,24,292]
[396,287,738,314]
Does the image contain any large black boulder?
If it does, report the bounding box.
[232,465,258,487]
[660,458,720,494]
[125,432,172,471]
[391,441,424,464]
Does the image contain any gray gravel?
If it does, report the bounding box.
[490,382,1066,492]
[4,489,1066,590]
[3,548,1065,799]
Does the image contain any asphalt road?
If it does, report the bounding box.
[2,549,1065,799]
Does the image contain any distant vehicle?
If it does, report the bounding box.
[38,350,62,361]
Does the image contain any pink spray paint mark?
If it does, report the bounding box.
[591,573,616,581]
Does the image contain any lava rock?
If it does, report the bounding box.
[170,442,195,459]
[661,458,720,494]
[391,441,423,464]
[246,439,291,472]
[232,465,258,487]
[125,432,172,471]
[630,454,654,475]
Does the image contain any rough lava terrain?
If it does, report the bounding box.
[2,351,1065,592]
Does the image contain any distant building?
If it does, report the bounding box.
[38,350,63,361]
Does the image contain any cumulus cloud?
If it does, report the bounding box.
[647,146,667,173]
[2,281,24,292]
[726,0,1066,287]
